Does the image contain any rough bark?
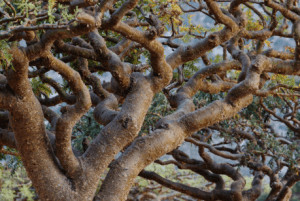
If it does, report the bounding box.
[0,0,299,201]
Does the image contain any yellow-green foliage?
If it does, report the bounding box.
[0,40,13,69]
[0,166,35,201]
[30,77,52,97]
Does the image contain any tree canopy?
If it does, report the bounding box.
[0,0,299,200]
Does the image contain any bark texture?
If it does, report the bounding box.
[0,0,299,201]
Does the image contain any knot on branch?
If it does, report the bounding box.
[257,172,264,180]
[185,45,193,56]
[148,15,164,36]
[145,27,158,40]
[165,93,177,108]
[238,16,247,28]
[125,76,136,95]
[60,106,71,114]
[135,137,146,147]
[158,123,169,129]
[251,56,265,73]
[208,34,219,45]
[271,181,282,190]
[119,114,133,129]
[109,159,124,169]
[155,119,170,130]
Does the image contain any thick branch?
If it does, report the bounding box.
[42,52,91,179]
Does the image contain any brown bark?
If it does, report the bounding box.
[0,0,300,201]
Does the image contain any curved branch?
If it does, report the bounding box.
[139,170,214,200]
[260,99,300,134]
[95,53,278,201]
[81,74,155,194]
[87,30,131,90]
[42,52,91,178]
[227,36,251,82]
[104,22,173,90]
[93,94,119,126]
[7,47,32,98]
[275,174,300,201]
[42,106,59,131]
[185,137,243,160]
[242,171,264,201]
[265,0,300,22]
[262,49,294,60]
[108,0,139,26]
[24,11,100,61]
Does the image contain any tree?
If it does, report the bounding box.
[0,0,299,200]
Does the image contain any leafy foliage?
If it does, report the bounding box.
[0,166,35,201]
[30,77,52,97]
[0,40,13,70]
[72,110,102,152]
